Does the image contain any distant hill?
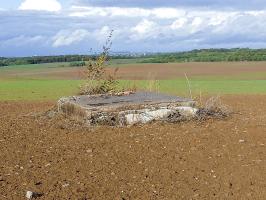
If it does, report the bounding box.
[1,48,266,67]
[140,48,266,63]
[0,54,134,67]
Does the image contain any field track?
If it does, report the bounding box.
[0,95,265,199]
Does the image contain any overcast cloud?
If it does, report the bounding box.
[76,0,266,10]
[0,0,266,56]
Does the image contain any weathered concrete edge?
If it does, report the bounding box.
[58,96,199,126]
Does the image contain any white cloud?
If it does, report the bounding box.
[132,19,156,34]
[73,0,266,10]
[69,6,150,18]
[52,29,90,47]
[189,17,203,33]
[94,26,112,42]
[2,4,266,56]
[0,35,46,47]
[151,8,186,19]
[69,6,108,17]
[171,18,188,30]
[130,19,158,40]
[19,0,62,12]
[69,6,186,19]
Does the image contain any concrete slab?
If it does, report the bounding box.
[57,92,197,126]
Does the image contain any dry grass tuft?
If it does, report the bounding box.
[146,72,160,93]
[60,103,87,119]
[197,96,231,120]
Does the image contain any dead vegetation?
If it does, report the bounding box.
[146,72,160,93]
[181,73,231,120]
[59,102,87,119]
[197,96,231,120]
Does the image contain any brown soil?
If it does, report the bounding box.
[2,62,266,80]
[0,95,266,199]
[113,62,266,80]
[0,68,85,80]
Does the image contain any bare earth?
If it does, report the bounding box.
[2,62,266,80]
[0,95,265,199]
[113,62,266,80]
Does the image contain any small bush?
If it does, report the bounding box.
[79,30,120,95]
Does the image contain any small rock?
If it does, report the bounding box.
[45,163,51,167]
[62,183,70,188]
[86,149,93,153]
[176,106,198,118]
[26,191,43,199]
[239,139,245,143]
[26,191,34,199]
[35,181,42,186]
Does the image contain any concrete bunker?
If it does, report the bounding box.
[58,91,199,126]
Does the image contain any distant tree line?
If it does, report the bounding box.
[1,48,266,67]
[0,54,133,67]
[140,48,266,63]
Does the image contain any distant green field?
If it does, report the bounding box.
[0,79,82,101]
[1,78,266,101]
[0,62,69,70]
[1,60,266,101]
[108,58,146,66]
[122,79,266,96]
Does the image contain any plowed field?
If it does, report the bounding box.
[0,95,265,199]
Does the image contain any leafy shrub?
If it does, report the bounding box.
[79,31,120,95]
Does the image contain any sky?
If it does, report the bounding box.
[0,0,266,56]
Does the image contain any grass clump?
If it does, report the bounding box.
[60,102,87,118]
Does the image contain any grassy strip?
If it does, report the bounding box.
[120,79,266,96]
[0,79,82,101]
[1,79,266,101]
[0,58,144,71]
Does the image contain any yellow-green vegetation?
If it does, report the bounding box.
[79,30,121,95]
[121,79,266,96]
[0,79,82,101]
[1,56,266,101]
[1,78,266,101]
[2,48,266,67]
